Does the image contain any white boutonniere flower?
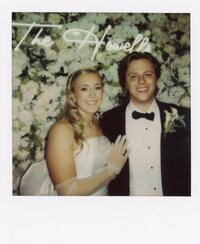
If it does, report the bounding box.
[164,107,186,136]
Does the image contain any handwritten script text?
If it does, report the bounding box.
[12,22,150,60]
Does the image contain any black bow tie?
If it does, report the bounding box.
[132,111,155,121]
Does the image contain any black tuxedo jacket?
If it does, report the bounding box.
[100,100,191,196]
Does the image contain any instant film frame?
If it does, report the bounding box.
[1,1,200,243]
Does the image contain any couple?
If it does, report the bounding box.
[20,51,191,196]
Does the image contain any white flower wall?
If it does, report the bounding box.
[12,13,190,195]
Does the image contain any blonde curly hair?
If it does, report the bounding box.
[58,68,103,147]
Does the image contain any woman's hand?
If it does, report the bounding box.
[108,135,130,174]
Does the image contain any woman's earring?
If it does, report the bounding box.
[73,101,77,109]
[71,94,77,110]
[73,100,78,110]
[94,109,101,119]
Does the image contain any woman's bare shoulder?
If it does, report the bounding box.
[48,120,74,140]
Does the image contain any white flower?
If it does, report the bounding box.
[12,49,28,77]
[106,13,127,21]
[45,48,58,61]
[46,61,64,74]
[104,83,122,98]
[40,83,62,99]
[110,21,139,42]
[130,13,147,24]
[83,13,107,25]
[13,77,21,90]
[151,27,169,46]
[35,148,45,162]
[47,13,62,24]
[13,133,22,155]
[169,86,185,98]
[180,96,190,108]
[67,60,95,74]
[32,91,50,108]
[16,149,30,160]
[102,63,119,82]
[177,14,190,32]
[151,47,164,63]
[148,14,168,28]
[13,98,31,119]
[32,87,61,122]
[169,20,179,32]
[66,18,99,33]
[16,27,28,43]
[164,107,186,136]
[171,53,190,70]
[13,98,21,118]
[163,44,176,58]
[178,67,190,86]
[20,138,29,148]
[96,51,125,66]
[37,120,55,138]
[13,119,21,130]
[159,65,174,87]
[95,52,106,64]
[143,29,152,37]
[55,76,67,89]
[55,37,71,50]
[58,49,74,63]
[28,67,39,79]
[180,34,190,46]
[20,80,39,102]
[100,94,117,113]
[32,105,48,122]
[22,13,45,24]
[158,86,185,105]
[38,70,55,83]
[16,110,34,130]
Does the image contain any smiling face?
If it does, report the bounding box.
[72,73,103,117]
[125,58,157,111]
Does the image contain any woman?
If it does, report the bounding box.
[20,69,130,196]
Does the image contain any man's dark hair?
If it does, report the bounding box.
[118,52,161,89]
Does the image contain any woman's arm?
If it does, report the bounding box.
[46,122,77,185]
[46,123,129,196]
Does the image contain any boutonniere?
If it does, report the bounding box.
[164,107,186,137]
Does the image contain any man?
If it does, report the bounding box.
[100,52,191,196]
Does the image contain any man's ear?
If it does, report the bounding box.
[122,83,129,96]
[154,82,159,97]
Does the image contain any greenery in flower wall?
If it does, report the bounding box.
[12,12,190,195]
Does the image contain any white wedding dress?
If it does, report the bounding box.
[19,135,111,196]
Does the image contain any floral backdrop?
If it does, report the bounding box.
[12,12,190,195]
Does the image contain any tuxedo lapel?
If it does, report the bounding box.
[101,101,129,195]
[157,101,168,194]
[101,101,127,143]
[157,101,165,135]
[115,103,127,136]
[156,101,191,196]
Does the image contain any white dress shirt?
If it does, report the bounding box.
[125,99,163,196]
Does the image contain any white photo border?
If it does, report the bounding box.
[1,1,200,244]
